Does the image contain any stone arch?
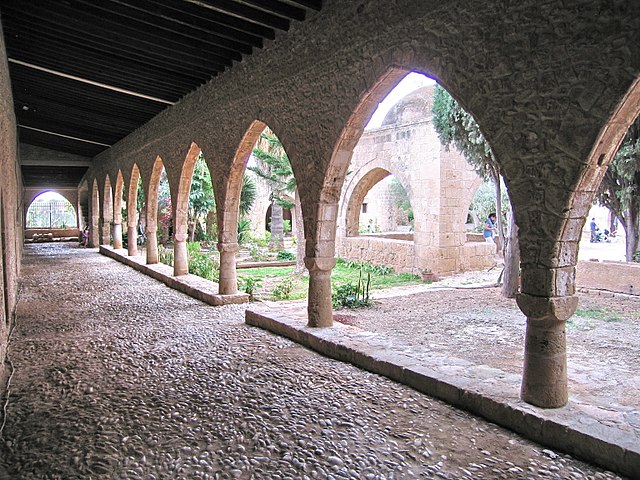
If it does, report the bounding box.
[78,180,89,230]
[572,77,640,261]
[145,156,166,264]
[224,120,267,244]
[24,189,76,211]
[101,175,114,245]
[90,179,100,247]
[515,76,640,408]
[126,164,142,256]
[302,67,413,328]
[112,170,125,249]
[345,167,392,237]
[173,142,201,276]
[24,190,78,229]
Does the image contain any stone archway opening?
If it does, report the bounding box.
[147,157,169,265]
[25,191,78,241]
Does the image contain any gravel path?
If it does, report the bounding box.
[0,243,625,479]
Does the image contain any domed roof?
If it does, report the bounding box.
[381,85,435,127]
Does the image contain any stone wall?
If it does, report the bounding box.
[336,87,490,275]
[0,21,23,386]
[338,235,495,275]
[338,237,415,273]
[576,261,640,296]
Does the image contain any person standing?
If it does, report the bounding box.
[484,213,497,243]
[589,217,597,243]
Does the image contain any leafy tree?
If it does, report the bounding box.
[432,85,519,297]
[240,174,257,216]
[389,178,414,227]
[250,129,294,250]
[597,117,640,261]
[188,154,215,241]
[249,127,306,273]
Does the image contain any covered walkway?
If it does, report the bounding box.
[0,243,624,479]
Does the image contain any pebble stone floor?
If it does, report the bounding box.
[0,243,624,479]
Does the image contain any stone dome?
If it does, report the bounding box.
[381,85,435,127]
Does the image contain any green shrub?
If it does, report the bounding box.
[158,245,174,266]
[237,218,253,245]
[187,241,201,256]
[239,276,262,300]
[188,252,219,282]
[249,244,271,261]
[332,269,371,309]
[276,250,295,261]
[272,276,295,300]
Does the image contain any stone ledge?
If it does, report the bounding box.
[100,245,249,306]
[245,305,639,479]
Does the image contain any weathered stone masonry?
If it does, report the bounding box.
[22,1,640,408]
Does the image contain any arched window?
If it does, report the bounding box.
[26,192,77,228]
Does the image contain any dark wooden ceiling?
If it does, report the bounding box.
[0,0,321,188]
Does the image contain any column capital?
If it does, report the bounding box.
[516,293,578,321]
[174,233,188,242]
[304,256,336,273]
[217,242,239,254]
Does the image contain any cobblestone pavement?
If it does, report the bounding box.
[0,243,625,479]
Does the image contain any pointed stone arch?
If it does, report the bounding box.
[112,170,125,249]
[172,142,202,276]
[516,76,640,409]
[145,156,166,264]
[101,175,114,245]
[217,121,268,294]
[127,164,142,256]
[90,179,100,247]
[344,167,392,237]
[306,68,412,327]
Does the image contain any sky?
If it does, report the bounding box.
[365,72,435,130]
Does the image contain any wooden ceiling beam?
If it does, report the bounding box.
[2,12,223,77]
[79,0,244,60]
[185,0,291,30]
[114,0,263,48]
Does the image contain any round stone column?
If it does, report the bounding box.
[173,233,189,276]
[217,242,239,294]
[112,222,123,249]
[127,225,138,256]
[516,292,578,408]
[99,218,110,245]
[305,256,336,327]
[146,227,159,264]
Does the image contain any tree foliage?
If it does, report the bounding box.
[432,86,499,183]
[432,84,519,297]
[249,129,296,209]
[249,128,296,251]
[596,117,640,261]
[189,154,215,223]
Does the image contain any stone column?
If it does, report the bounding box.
[217,242,238,294]
[99,218,109,245]
[112,222,123,249]
[305,256,336,327]
[146,227,158,264]
[173,232,189,276]
[516,292,578,408]
[127,224,138,256]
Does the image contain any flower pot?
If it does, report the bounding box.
[421,272,435,282]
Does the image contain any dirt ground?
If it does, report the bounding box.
[333,282,640,409]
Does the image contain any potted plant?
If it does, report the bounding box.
[421,268,436,282]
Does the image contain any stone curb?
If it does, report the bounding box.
[246,305,639,479]
[99,246,249,306]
